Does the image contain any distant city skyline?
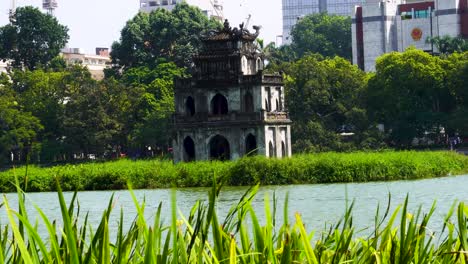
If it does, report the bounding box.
[0,0,282,54]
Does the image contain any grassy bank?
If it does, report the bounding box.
[1,151,468,192]
[1,184,468,263]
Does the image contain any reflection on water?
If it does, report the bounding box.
[1,175,468,237]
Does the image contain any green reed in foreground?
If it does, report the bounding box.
[1,179,468,263]
[1,151,468,192]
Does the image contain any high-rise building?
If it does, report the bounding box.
[352,0,468,72]
[140,0,223,21]
[282,0,365,43]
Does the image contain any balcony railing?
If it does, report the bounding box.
[174,110,290,124]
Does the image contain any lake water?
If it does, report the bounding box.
[1,174,468,238]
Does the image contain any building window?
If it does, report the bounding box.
[268,141,275,158]
[281,141,286,157]
[265,87,272,112]
[241,56,248,74]
[277,87,283,111]
[183,136,196,162]
[256,58,263,72]
[149,1,158,6]
[209,135,231,161]
[185,96,195,116]
[211,93,228,115]
[244,92,254,112]
[415,10,429,19]
[245,134,257,156]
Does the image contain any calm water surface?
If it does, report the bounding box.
[1,175,468,237]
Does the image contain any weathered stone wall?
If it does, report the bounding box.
[173,126,267,162]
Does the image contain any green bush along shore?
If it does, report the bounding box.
[1,183,468,263]
[1,151,468,192]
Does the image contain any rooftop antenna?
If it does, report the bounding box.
[9,0,16,23]
[42,0,58,16]
[210,0,224,21]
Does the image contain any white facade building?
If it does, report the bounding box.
[0,60,8,75]
[140,0,223,21]
[61,48,111,80]
[282,0,365,44]
[352,0,468,72]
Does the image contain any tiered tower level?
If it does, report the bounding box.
[173,20,292,162]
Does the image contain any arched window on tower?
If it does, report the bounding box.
[281,141,286,158]
[211,93,228,115]
[185,96,195,116]
[183,136,196,162]
[245,134,257,156]
[241,56,249,74]
[244,92,254,112]
[268,141,275,158]
[265,87,272,112]
[209,135,231,161]
[256,58,263,72]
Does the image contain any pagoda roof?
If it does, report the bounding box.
[201,19,260,42]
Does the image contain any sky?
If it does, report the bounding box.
[0,0,283,54]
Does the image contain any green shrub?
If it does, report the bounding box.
[1,151,467,192]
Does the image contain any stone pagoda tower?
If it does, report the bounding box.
[173,20,292,162]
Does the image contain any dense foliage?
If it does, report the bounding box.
[1,182,468,263]
[0,7,69,70]
[427,35,468,55]
[284,55,378,152]
[1,151,467,192]
[290,13,352,60]
[367,48,468,146]
[109,2,219,70]
[2,4,468,165]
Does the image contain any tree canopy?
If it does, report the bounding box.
[110,3,220,70]
[427,35,468,55]
[284,55,375,152]
[0,6,69,70]
[0,77,43,163]
[366,48,458,146]
[290,13,352,61]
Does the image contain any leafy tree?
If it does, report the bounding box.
[119,62,187,150]
[8,66,103,161]
[290,13,352,61]
[265,44,298,72]
[0,6,69,70]
[443,52,468,134]
[110,3,220,70]
[0,79,42,164]
[284,54,372,152]
[62,80,122,157]
[427,35,468,55]
[366,48,454,146]
[10,69,69,144]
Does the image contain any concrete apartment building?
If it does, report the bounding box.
[283,0,365,43]
[352,0,468,72]
[61,48,111,80]
[139,0,223,21]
